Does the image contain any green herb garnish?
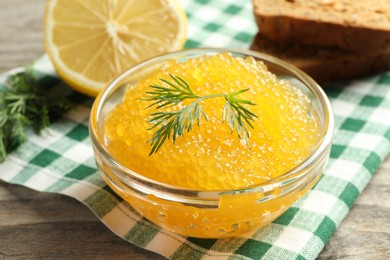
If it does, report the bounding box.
[143,74,257,155]
[0,66,73,162]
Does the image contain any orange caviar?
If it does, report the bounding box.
[104,53,320,190]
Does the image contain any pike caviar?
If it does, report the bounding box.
[104,53,320,190]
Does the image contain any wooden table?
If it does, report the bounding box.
[1,1,389,259]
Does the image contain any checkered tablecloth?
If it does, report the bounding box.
[1,0,390,259]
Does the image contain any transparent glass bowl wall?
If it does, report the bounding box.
[90,48,334,238]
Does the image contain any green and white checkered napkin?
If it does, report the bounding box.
[1,0,390,259]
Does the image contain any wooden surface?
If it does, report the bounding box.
[0,1,389,259]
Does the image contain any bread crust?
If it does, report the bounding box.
[250,33,390,83]
[253,0,390,52]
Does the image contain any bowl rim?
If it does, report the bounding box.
[90,47,335,194]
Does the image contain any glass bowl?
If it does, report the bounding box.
[89,48,334,238]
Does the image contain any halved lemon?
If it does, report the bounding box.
[44,0,187,96]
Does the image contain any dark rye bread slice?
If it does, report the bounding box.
[253,0,390,52]
[250,33,390,83]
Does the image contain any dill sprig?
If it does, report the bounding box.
[0,66,74,162]
[143,74,257,155]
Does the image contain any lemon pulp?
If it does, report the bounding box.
[44,0,187,96]
[104,53,320,190]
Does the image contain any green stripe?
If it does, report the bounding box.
[377,73,390,84]
[30,149,60,167]
[386,128,390,141]
[273,207,299,226]
[324,88,343,99]
[339,183,360,208]
[314,175,348,197]
[171,243,210,260]
[66,124,90,141]
[124,221,160,248]
[13,142,43,161]
[10,165,40,184]
[360,95,384,107]
[224,4,242,14]
[232,239,272,259]
[47,157,79,176]
[45,179,73,193]
[262,247,301,260]
[363,152,382,174]
[340,147,371,164]
[187,237,217,250]
[340,118,366,131]
[65,164,96,180]
[234,32,253,43]
[330,144,347,159]
[210,237,247,254]
[314,216,336,243]
[184,39,201,48]
[83,185,122,218]
[362,123,389,136]
[289,210,328,233]
[195,0,210,4]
